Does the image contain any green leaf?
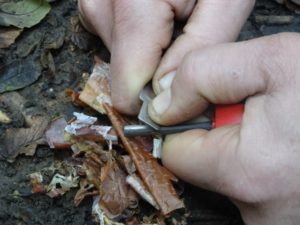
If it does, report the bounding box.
[0,0,51,28]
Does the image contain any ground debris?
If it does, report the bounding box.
[64,112,118,144]
[74,179,98,206]
[78,146,138,220]
[0,54,42,93]
[126,174,158,210]
[275,0,300,12]
[0,92,49,161]
[104,104,184,215]
[65,88,88,107]
[79,59,112,114]
[47,172,79,198]
[0,109,11,124]
[70,16,101,51]
[29,172,46,194]
[254,15,294,24]
[45,117,70,149]
[27,160,82,197]
[92,196,125,225]
[37,58,184,223]
[0,27,23,49]
[79,59,184,215]
[100,154,139,220]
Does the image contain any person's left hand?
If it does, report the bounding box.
[79,0,254,114]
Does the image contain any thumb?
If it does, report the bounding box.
[153,0,255,93]
[148,35,278,125]
[161,126,247,198]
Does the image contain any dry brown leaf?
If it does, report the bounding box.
[0,116,49,160]
[118,155,136,175]
[81,147,138,219]
[65,89,87,107]
[100,157,138,219]
[79,59,111,114]
[74,179,98,206]
[0,27,23,48]
[84,151,104,189]
[0,93,50,161]
[104,104,184,215]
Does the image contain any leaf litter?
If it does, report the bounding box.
[31,57,185,224]
[0,92,49,161]
[0,27,23,49]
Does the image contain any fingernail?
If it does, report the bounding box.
[150,89,171,116]
[159,71,176,91]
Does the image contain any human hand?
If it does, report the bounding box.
[148,33,300,225]
[79,0,255,114]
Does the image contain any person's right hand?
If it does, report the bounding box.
[79,0,255,115]
[148,32,300,225]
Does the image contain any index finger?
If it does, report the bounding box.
[110,0,195,115]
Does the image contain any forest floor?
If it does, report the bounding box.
[1,0,299,224]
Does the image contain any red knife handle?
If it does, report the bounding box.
[213,104,244,128]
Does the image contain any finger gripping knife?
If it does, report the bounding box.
[123,84,244,136]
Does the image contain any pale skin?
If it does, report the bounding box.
[79,0,300,224]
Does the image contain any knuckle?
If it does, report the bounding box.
[258,33,296,90]
[182,50,216,101]
[180,51,199,90]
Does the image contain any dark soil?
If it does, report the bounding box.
[0,0,299,224]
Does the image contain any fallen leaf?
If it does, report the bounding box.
[74,179,98,206]
[0,92,50,161]
[0,27,23,48]
[79,59,111,114]
[0,54,42,93]
[92,196,125,225]
[0,116,49,161]
[118,155,136,175]
[84,151,105,188]
[100,157,138,219]
[45,117,71,149]
[78,144,139,220]
[104,104,184,215]
[43,26,65,50]
[126,173,158,209]
[0,0,51,28]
